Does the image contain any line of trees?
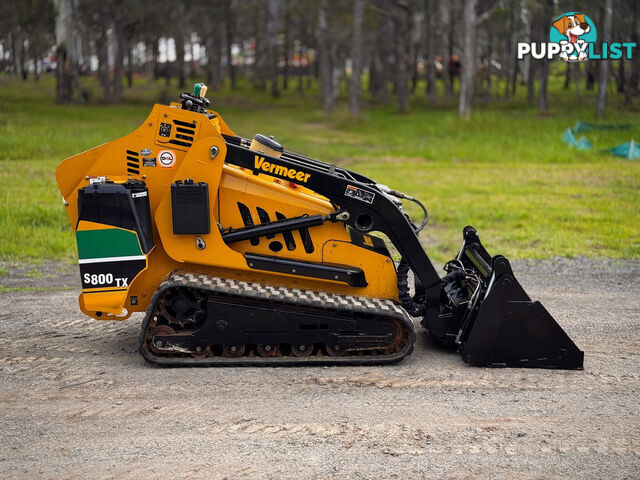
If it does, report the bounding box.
[1,0,639,118]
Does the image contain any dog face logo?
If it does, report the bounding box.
[550,12,597,62]
[553,14,590,44]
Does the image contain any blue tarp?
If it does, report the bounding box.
[610,140,640,160]
[562,128,593,150]
[562,123,637,160]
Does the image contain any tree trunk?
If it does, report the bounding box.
[572,62,582,102]
[425,0,436,105]
[521,6,531,88]
[175,36,186,89]
[152,38,160,81]
[9,32,19,75]
[253,3,265,91]
[145,40,155,84]
[596,0,613,117]
[372,3,392,104]
[318,0,334,112]
[297,46,305,95]
[527,58,535,101]
[283,0,290,90]
[485,30,492,98]
[266,0,280,97]
[20,37,28,80]
[174,2,186,88]
[112,21,124,102]
[445,5,454,98]
[504,0,516,99]
[127,44,133,88]
[297,15,308,96]
[349,0,365,117]
[80,25,91,75]
[223,1,236,89]
[96,23,111,101]
[509,3,519,96]
[585,61,595,90]
[190,41,197,79]
[458,0,477,118]
[393,4,409,113]
[616,60,624,93]
[410,12,418,95]
[35,54,41,81]
[626,0,639,104]
[331,44,341,104]
[207,30,221,91]
[54,0,79,103]
[538,57,549,113]
[176,35,185,88]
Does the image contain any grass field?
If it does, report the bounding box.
[0,73,638,267]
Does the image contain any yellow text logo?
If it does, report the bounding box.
[254,155,311,183]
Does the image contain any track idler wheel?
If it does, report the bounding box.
[291,344,313,357]
[257,344,280,357]
[223,345,245,358]
[191,346,211,359]
[325,344,347,357]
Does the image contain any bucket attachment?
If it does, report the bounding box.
[422,227,584,369]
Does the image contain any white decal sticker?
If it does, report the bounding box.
[158,150,176,168]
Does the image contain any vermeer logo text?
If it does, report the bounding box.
[254,155,311,183]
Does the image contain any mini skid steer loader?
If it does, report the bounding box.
[56,85,583,369]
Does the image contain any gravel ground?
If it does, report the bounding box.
[0,258,638,479]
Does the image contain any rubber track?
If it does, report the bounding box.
[138,271,416,367]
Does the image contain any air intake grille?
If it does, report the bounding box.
[237,202,258,246]
[256,207,275,238]
[126,149,140,175]
[275,212,297,251]
[233,203,313,254]
[298,227,314,253]
[169,119,196,148]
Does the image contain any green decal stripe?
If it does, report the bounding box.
[76,228,143,260]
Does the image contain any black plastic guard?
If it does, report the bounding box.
[459,256,584,369]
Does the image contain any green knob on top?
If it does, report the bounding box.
[193,83,202,96]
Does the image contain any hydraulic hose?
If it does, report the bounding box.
[377,184,428,233]
[403,195,428,233]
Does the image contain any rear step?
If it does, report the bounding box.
[423,226,584,370]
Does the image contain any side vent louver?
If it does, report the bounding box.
[298,227,314,253]
[233,204,313,254]
[126,150,140,175]
[237,202,259,246]
[276,212,297,251]
[170,119,196,148]
[256,207,275,238]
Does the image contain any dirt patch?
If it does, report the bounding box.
[0,261,78,289]
[0,258,638,478]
